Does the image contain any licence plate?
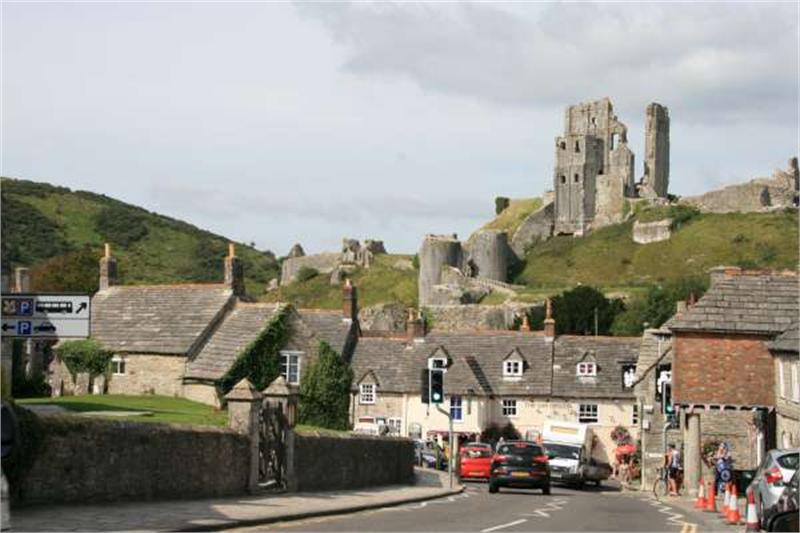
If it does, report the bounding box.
[511,471,528,478]
[470,472,483,476]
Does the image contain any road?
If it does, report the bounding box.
[239,481,700,532]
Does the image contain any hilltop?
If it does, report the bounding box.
[1,178,279,294]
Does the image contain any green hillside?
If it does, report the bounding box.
[263,254,418,309]
[1,178,279,295]
[516,208,799,288]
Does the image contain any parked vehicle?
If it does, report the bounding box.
[414,439,447,470]
[767,469,799,532]
[747,448,799,529]
[542,420,609,488]
[458,445,493,480]
[488,441,551,494]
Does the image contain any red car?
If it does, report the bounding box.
[459,445,493,480]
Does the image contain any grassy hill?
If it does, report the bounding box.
[1,178,279,295]
[515,208,799,288]
[262,254,418,309]
[474,197,542,237]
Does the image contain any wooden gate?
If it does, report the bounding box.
[258,400,288,489]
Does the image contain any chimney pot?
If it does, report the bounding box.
[519,314,531,332]
[13,267,31,293]
[406,309,426,342]
[228,242,236,258]
[104,243,111,258]
[224,248,244,296]
[543,298,555,341]
[676,301,687,314]
[342,280,357,322]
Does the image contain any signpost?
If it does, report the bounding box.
[1,294,90,339]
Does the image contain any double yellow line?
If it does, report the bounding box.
[680,521,698,533]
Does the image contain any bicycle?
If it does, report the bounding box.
[652,466,670,500]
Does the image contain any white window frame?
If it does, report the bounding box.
[578,403,599,424]
[779,359,786,398]
[792,364,799,402]
[577,362,597,377]
[280,351,302,385]
[503,360,522,377]
[387,417,402,435]
[359,383,376,405]
[111,355,126,376]
[502,399,518,417]
[450,395,463,422]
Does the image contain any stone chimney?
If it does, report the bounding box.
[13,267,31,293]
[342,278,357,323]
[675,300,687,314]
[224,243,245,297]
[99,243,118,291]
[519,313,531,332]
[406,308,426,342]
[543,298,556,341]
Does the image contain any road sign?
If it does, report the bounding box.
[1,294,90,338]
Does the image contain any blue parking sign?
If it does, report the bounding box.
[19,300,32,316]
[18,321,32,335]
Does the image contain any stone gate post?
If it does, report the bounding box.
[226,378,263,493]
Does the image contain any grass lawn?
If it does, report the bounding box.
[18,394,228,427]
[478,197,542,236]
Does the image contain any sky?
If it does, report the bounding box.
[3,2,798,255]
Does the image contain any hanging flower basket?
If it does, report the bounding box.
[610,425,632,445]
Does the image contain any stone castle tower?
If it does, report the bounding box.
[553,98,669,235]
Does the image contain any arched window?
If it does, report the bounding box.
[574,140,580,153]
[574,174,580,183]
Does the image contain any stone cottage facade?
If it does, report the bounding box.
[49,245,360,406]
[349,318,640,464]
[769,322,800,448]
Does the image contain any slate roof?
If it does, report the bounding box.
[769,322,799,354]
[185,303,283,380]
[350,331,555,396]
[551,336,640,399]
[296,309,353,354]
[91,284,233,355]
[669,273,799,336]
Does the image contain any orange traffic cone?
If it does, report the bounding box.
[744,488,760,532]
[704,480,717,512]
[727,485,741,525]
[694,478,706,509]
[720,483,731,518]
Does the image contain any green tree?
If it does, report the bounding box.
[94,205,149,247]
[298,341,353,430]
[610,276,708,336]
[551,285,624,335]
[495,196,510,215]
[55,339,113,378]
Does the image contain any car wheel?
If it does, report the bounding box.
[489,483,499,494]
[543,485,551,495]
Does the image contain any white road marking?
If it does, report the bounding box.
[481,518,528,532]
[521,510,551,518]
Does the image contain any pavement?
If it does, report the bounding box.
[10,468,462,532]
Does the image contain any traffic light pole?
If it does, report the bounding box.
[435,404,454,489]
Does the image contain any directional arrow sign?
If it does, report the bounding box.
[1,293,90,339]
[0,318,89,339]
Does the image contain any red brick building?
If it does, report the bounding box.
[668,267,798,491]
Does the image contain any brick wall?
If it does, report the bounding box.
[13,413,249,505]
[673,333,774,406]
[291,432,414,491]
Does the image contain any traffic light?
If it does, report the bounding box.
[661,383,673,415]
[430,369,444,404]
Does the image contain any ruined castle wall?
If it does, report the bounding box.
[511,201,554,256]
[554,135,603,234]
[641,103,670,198]
[633,219,672,244]
[418,235,463,306]
[466,230,509,282]
[280,253,340,286]
[424,303,543,332]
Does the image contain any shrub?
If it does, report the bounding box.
[30,245,101,294]
[94,205,149,247]
[551,285,624,335]
[412,254,420,270]
[298,341,353,430]
[495,197,510,215]
[296,266,319,283]
[55,339,113,379]
[610,276,708,336]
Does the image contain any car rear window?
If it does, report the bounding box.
[497,443,543,457]
[777,452,799,470]
[462,448,492,458]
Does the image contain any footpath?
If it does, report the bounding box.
[11,468,462,532]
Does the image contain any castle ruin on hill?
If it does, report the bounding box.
[554,98,670,235]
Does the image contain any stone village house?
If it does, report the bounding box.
[49,245,359,406]
[349,313,641,463]
[632,267,799,495]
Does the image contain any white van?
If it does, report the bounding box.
[542,420,610,488]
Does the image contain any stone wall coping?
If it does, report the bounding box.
[225,378,263,401]
[32,412,242,435]
[296,430,412,442]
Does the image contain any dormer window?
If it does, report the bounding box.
[577,362,597,377]
[504,360,523,377]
